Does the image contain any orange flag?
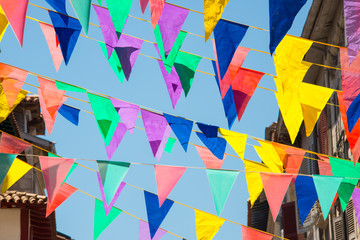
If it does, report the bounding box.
[46,183,77,217]
[241,226,273,240]
[39,22,63,71]
[195,145,225,169]
[272,142,305,174]
[317,155,332,176]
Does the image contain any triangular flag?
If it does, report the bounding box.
[141,109,171,161]
[347,92,360,132]
[207,169,238,216]
[218,128,246,160]
[140,0,149,14]
[144,191,174,239]
[48,11,82,65]
[38,156,74,205]
[58,104,80,126]
[195,145,225,169]
[260,172,292,221]
[97,161,129,215]
[352,188,360,231]
[254,141,283,173]
[149,0,165,29]
[0,88,28,123]
[114,34,143,80]
[104,122,127,160]
[61,163,77,185]
[154,165,186,206]
[317,155,332,176]
[0,132,30,154]
[106,0,132,37]
[38,77,66,119]
[343,0,360,64]
[88,93,120,147]
[163,113,193,151]
[99,41,126,83]
[0,0,28,46]
[110,98,139,134]
[213,19,248,79]
[313,175,342,219]
[295,175,318,225]
[0,153,19,184]
[195,209,225,240]
[45,0,67,14]
[2,158,32,193]
[164,138,176,153]
[269,0,307,54]
[55,81,86,92]
[94,198,122,240]
[45,183,77,217]
[204,0,230,41]
[339,178,358,211]
[69,0,91,34]
[241,226,273,240]
[0,62,28,109]
[271,142,305,174]
[196,123,227,160]
[0,6,9,43]
[39,22,63,71]
[139,220,166,240]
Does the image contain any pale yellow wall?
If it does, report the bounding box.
[0,208,21,240]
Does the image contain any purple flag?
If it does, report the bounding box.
[353,188,360,230]
[97,172,126,215]
[344,0,360,64]
[110,98,139,134]
[158,3,189,56]
[141,109,170,161]
[105,122,127,160]
[114,34,143,80]
[93,5,118,59]
[139,220,166,240]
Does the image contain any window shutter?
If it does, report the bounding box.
[319,109,328,155]
[333,215,345,240]
[346,199,356,240]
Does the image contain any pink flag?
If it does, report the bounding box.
[110,98,139,134]
[39,22,63,71]
[39,156,75,205]
[260,172,293,221]
[241,226,273,240]
[154,165,186,206]
[139,0,149,14]
[317,155,332,176]
[46,183,77,217]
[0,132,30,153]
[195,145,225,169]
[139,220,166,240]
[344,0,360,64]
[0,0,28,46]
[149,0,165,29]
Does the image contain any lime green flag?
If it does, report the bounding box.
[70,0,91,34]
[87,93,120,146]
[174,51,202,96]
[164,137,176,153]
[339,178,358,211]
[106,0,132,37]
[99,42,125,83]
[94,198,122,240]
[206,169,238,216]
[55,81,86,92]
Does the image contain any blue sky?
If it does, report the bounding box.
[1,0,313,239]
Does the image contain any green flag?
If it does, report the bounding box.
[62,163,78,185]
[55,81,86,92]
[174,51,202,96]
[106,0,132,37]
[0,153,17,183]
[70,0,91,34]
[164,137,176,153]
[339,178,358,210]
[87,93,120,146]
[99,42,125,83]
[313,175,342,219]
[206,169,238,216]
[94,198,122,240]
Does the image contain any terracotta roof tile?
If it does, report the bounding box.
[0,190,47,205]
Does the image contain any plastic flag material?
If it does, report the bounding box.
[164,138,176,153]
[114,34,143,80]
[243,159,271,206]
[88,93,120,147]
[149,0,165,29]
[313,175,342,220]
[241,226,273,240]
[110,98,139,134]
[154,165,186,206]
[55,81,86,92]
[0,62,28,109]
[214,19,248,79]
[141,109,171,161]
[39,156,74,205]
[61,162,77,185]
[295,175,318,225]
[254,141,283,173]
[48,11,82,65]
[0,89,28,123]
[1,158,32,193]
[144,191,174,239]
[218,128,246,160]
[45,0,67,14]
[58,104,80,126]
[106,0,132,37]
[139,220,166,240]
[195,145,225,169]
[347,93,360,132]
[269,0,307,54]
[45,183,77,217]
[196,123,227,159]
[260,172,292,221]
[0,153,18,184]
[99,42,126,83]
[69,0,91,34]
[0,0,28,46]
[195,209,225,240]
[344,0,360,64]
[204,0,230,41]
[352,188,360,231]
[207,169,238,216]
[317,155,332,176]
[279,144,305,174]
[105,122,127,160]
[97,161,129,215]
[163,113,193,152]
[140,0,149,14]
[0,132,31,154]
[0,6,8,42]
[94,198,122,240]
[39,22,63,71]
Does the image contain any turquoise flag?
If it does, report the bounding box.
[69,0,91,34]
[0,153,17,183]
[206,169,238,216]
[94,198,122,240]
[106,0,132,37]
[99,42,125,83]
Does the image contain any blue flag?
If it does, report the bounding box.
[269,0,307,54]
[45,0,67,14]
[347,93,360,132]
[196,123,227,159]
[48,11,82,65]
[295,175,318,225]
[58,104,80,126]
[163,113,193,152]
[214,19,248,79]
[144,191,174,239]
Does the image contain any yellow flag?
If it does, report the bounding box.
[195,209,225,240]
[2,158,32,193]
[299,82,334,136]
[204,0,230,41]
[0,88,28,123]
[0,6,8,42]
[253,140,283,173]
[243,159,271,206]
[218,128,247,160]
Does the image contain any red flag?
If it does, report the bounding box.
[241,226,273,240]
[39,22,63,71]
[195,145,225,169]
[272,142,305,174]
[0,132,30,153]
[149,0,165,28]
[46,183,77,217]
[317,155,332,176]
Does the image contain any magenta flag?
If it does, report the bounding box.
[139,220,166,240]
[353,188,360,231]
[139,0,149,14]
[110,98,139,134]
[344,0,360,64]
[93,5,118,59]
[105,122,127,160]
[114,34,143,80]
